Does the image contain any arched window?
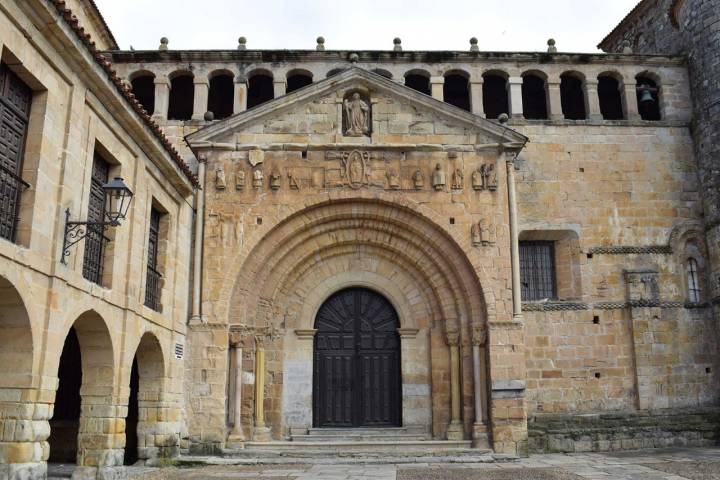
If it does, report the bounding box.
[560,72,586,120]
[482,72,508,120]
[167,73,194,120]
[130,72,155,115]
[372,69,393,79]
[444,71,470,112]
[326,68,344,78]
[286,70,313,93]
[598,74,624,120]
[687,258,701,303]
[247,71,274,109]
[636,75,661,121]
[208,72,234,120]
[404,70,431,96]
[521,73,547,119]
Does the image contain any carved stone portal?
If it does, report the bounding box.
[343,92,371,137]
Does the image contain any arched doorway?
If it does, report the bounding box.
[313,287,401,428]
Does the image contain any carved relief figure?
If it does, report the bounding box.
[341,150,370,188]
[472,169,483,190]
[386,169,400,189]
[452,168,463,190]
[472,219,495,246]
[269,171,281,190]
[413,169,424,189]
[253,168,263,189]
[343,92,370,136]
[235,168,245,191]
[432,164,446,191]
[287,172,300,190]
[482,163,498,191]
[471,222,482,246]
[215,165,226,190]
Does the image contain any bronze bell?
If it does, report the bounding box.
[639,87,655,105]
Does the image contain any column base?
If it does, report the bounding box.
[252,426,272,442]
[446,420,464,441]
[188,315,206,326]
[226,430,246,449]
[472,423,490,449]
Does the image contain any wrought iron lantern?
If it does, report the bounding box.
[61,176,134,264]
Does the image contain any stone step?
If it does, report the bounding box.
[306,427,414,436]
[292,433,429,442]
[243,440,473,452]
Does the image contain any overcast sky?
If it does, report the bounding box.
[95,0,639,53]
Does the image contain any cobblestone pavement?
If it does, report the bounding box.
[127,448,720,480]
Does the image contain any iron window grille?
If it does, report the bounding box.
[144,207,163,311]
[0,63,32,243]
[82,153,110,284]
[520,241,557,301]
[686,258,701,303]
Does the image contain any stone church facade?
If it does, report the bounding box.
[0,0,718,479]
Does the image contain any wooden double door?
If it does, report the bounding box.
[313,288,402,428]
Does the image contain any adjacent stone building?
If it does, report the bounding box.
[0,0,718,479]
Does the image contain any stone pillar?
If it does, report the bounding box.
[192,77,209,121]
[73,399,125,480]
[273,80,286,99]
[471,324,489,449]
[189,154,207,325]
[234,78,247,114]
[585,80,603,121]
[252,339,271,441]
[469,79,484,117]
[153,76,170,120]
[430,76,444,102]
[445,326,464,440]
[508,76,524,119]
[506,155,522,319]
[547,79,563,120]
[622,82,641,121]
[137,391,181,461]
[227,339,245,447]
[0,395,50,480]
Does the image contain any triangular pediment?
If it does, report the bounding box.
[186,67,527,148]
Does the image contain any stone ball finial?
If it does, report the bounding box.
[348,52,359,63]
[393,37,402,51]
[547,38,557,53]
[204,111,215,121]
[470,37,479,52]
[238,36,247,50]
[316,36,325,51]
[159,37,169,51]
[621,39,633,54]
[498,113,509,124]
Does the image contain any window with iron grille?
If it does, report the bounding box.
[686,258,701,303]
[82,153,110,284]
[520,241,557,301]
[0,62,32,243]
[144,207,163,311]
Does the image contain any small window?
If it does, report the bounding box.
[444,73,470,112]
[598,75,624,120]
[168,74,194,120]
[144,207,163,311]
[482,73,509,120]
[560,73,586,120]
[521,74,547,119]
[405,72,431,96]
[130,74,155,115]
[208,73,234,120]
[286,71,313,93]
[636,76,661,121]
[520,241,557,301]
[82,152,110,285]
[247,72,274,109]
[687,258,701,303]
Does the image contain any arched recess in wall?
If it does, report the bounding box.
[482,70,508,120]
[636,72,662,121]
[49,310,115,465]
[286,69,313,93]
[326,68,345,78]
[0,275,34,394]
[372,68,393,79]
[404,69,431,96]
[208,70,234,120]
[167,71,194,120]
[129,70,155,115]
[521,71,548,119]
[597,72,625,120]
[669,222,708,304]
[560,71,587,120]
[247,69,274,109]
[443,70,470,111]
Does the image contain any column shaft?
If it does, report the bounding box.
[586,81,603,121]
[228,345,245,444]
[507,159,522,318]
[430,76,444,101]
[470,80,484,117]
[234,80,247,114]
[253,344,271,441]
[192,79,209,121]
[189,158,206,324]
[623,83,641,120]
[508,77,524,119]
[273,80,286,99]
[547,81,563,120]
[153,77,170,120]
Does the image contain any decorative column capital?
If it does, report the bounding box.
[471,323,487,346]
[445,325,460,346]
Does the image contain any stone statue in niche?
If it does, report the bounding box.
[269,171,281,190]
[253,168,263,189]
[215,165,226,190]
[482,163,498,191]
[413,169,424,189]
[386,169,400,189]
[343,92,370,136]
[432,164,446,191]
[235,168,245,191]
[472,169,483,190]
[452,168,463,190]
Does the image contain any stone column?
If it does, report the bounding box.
[585,80,603,121]
[227,337,245,447]
[273,80,286,99]
[471,323,489,449]
[153,76,170,120]
[446,326,464,440]
[0,395,50,480]
[74,399,125,480]
[469,79,484,117]
[622,82,641,121]
[506,155,522,319]
[508,76,524,119]
[430,76,444,102]
[234,78,247,114]
[547,79,563,120]
[189,154,207,325]
[252,338,271,441]
[192,77,209,121]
